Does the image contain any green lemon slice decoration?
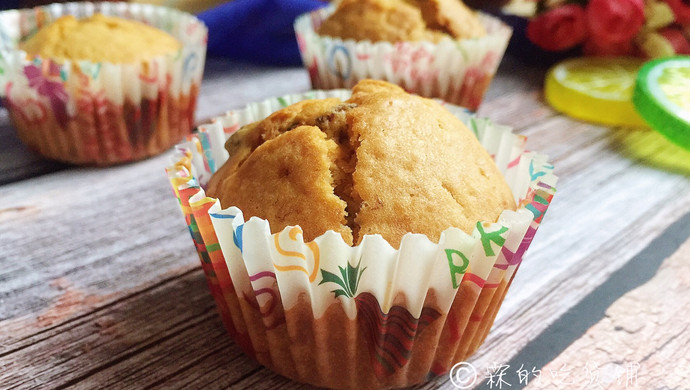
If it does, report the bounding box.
[633,56,690,150]
[545,57,648,127]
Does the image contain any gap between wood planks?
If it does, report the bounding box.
[525,227,690,389]
[0,269,254,390]
[475,210,690,390]
[50,308,218,390]
[0,114,69,186]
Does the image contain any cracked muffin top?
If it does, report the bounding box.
[316,0,486,43]
[207,80,515,248]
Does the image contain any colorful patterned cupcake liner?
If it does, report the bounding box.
[294,6,512,112]
[166,90,557,389]
[0,1,207,165]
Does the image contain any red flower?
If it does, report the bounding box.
[586,0,645,45]
[664,0,690,24]
[527,4,588,51]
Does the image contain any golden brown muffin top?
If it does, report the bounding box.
[316,0,486,43]
[20,14,181,63]
[207,80,515,248]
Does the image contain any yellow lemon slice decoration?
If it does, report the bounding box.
[545,57,648,127]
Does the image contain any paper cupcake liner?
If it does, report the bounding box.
[0,1,207,165]
[166,90,557,389]
[294,6,512,111]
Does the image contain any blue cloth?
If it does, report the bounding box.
[199,0,327,66]
[0,1,326,65]
[0,2,20,10]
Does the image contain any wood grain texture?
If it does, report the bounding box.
[524,238,690,389]
[1,54,689,390]
[195,58,312,123]
[0,151,195,325]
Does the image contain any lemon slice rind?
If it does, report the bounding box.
[633,56,690,150]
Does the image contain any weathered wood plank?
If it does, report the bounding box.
[0,62,309,354]
[0,151,196,335]
[195,58,312,123]
[524,237,690,389]
[478,57,555,130]
[478,89,556,132]
[143,352,262,390]
[0,271,229,389]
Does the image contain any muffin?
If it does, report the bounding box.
[0,2,207,165]
[316,0,487,42]
[207,80,516,247]
[294,0,512,111]
[19,14,181,63]
[167,81,557,389]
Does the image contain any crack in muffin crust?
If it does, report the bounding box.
[315,103,362,241]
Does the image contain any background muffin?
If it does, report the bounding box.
[0,2,207,165]
[167,84,556,389]
[294,0,512,111]
[20,13,181,62]
[317,0,486,42]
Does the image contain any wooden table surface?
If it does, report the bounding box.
[1,55,689,390]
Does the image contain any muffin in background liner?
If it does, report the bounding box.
[166,90,556,389]
[294,6,512,112]
[0,2,207,165]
